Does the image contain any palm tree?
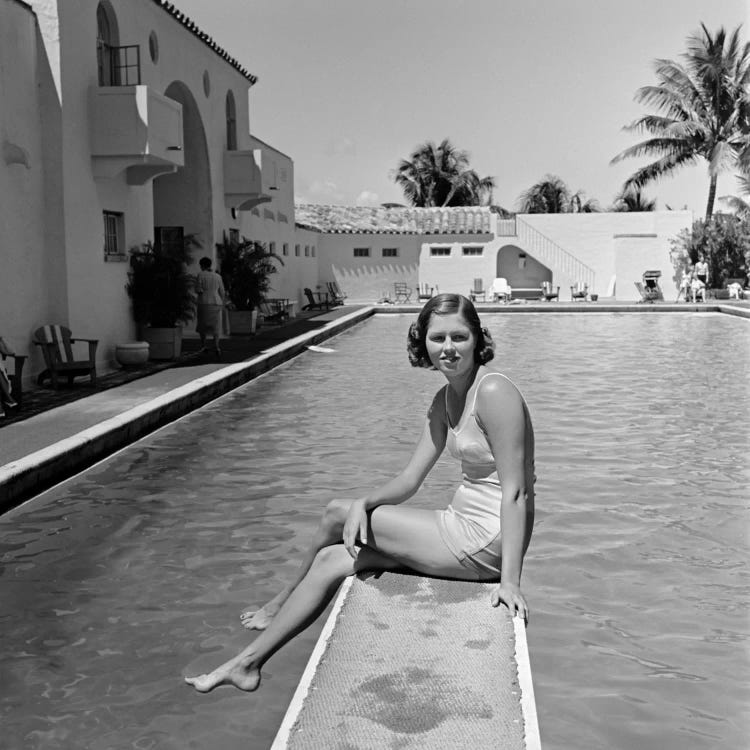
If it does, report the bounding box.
[611,23,750,221]
[719,169,750,218]
[394,139,496,207]
[517,175,571,213]
[611,185,657,212]
[517,175,600,213]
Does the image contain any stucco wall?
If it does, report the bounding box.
[317,234,422,303]
[519,211,692,300]
[418,236,497,299]
[0,0,67,378]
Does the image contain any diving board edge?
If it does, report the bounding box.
[270,576,354,750]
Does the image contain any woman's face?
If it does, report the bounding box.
[425,312,476,377]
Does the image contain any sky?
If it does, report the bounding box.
[175,0,749,216]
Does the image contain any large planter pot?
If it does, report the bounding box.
[115,341,150,368]
[140,326,183,360]
[227,309,257,336]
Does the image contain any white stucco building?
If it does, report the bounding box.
[1,0,694,390]
[296,205,693,304]
[1,0,312,382]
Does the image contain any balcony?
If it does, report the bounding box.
[223,148,273,210]
[90,86,184,185]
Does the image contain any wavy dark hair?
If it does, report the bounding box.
[407,293,495,368]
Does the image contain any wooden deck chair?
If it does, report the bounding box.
[302,288,328,311]
[0,336,26,407]
[470,278,486,302]
[541,281,559,301]
[489,278,512,302]
[393,282,412,303]
[259,299,291,324]
[33,325,98,388]
[570,281,588,301]
[326,281,347,306]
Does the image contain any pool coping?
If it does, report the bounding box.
[2,301,747,512]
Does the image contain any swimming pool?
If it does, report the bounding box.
[1,312,748,749]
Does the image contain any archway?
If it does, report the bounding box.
[496,244,551,288]
[153,81,212,274]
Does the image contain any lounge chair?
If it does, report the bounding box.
[570,281,588,301]
[0,336,26,407]
[635,270,664,303]
[326,281,346,306]
[541,281,559,301]
[417,283,437,301]
[393,282,412,303]
[489,278,512,303]
[302,288,329,311]
[259,299,291,323]
[33,324,98,388]
[469,278,486,302]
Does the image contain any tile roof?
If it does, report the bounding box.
[154,1,258,85]
[294,204,493,235]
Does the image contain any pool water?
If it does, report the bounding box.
[1,313,748,749]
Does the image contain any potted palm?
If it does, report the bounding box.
[126,234,199,359]
[216,233,284,335]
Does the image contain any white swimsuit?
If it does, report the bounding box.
[436,372,534,577]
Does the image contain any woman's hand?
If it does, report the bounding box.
[342,498,369,558]
[490,582,529,623]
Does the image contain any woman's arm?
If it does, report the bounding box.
[343,390,447,555]
[476,376,530,620]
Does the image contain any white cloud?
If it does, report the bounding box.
[355,190,380,206]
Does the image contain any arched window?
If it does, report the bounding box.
[96,3,118,85]
[225,91,237,151]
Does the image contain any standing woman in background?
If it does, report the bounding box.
[195,257,226,357]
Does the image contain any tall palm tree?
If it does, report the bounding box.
[394,139,496,207]
[517,175,600,213]
[611,23,750,221]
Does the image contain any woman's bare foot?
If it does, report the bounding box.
[184,656,261,693]
[240,586,291,630]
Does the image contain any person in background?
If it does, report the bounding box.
[694,253,709,289]
[195,257,226,357]
[185,293,535,693]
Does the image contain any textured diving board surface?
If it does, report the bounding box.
[272,573,541,749]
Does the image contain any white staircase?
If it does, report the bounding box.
[497,217,596,292]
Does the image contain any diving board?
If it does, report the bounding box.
[272,573,541,749]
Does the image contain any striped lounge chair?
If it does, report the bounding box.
[33,325,98,388]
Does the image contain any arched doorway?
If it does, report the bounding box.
[96,2,120,85]
[153,81,212,276]
[496,244,551,288]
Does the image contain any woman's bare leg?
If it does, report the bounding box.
[240,499,352,630]
[188,506,493,693]
[187,544,400,692]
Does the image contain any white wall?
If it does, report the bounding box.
[418,237,497,299]
[317,234,422,303]
[0,0,67,378]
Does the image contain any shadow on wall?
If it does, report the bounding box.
[331,263,419,301]
[496,245,551,288]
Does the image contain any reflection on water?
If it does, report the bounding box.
[1,313,748,749]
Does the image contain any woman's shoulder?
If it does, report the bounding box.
[475,369,525,409]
